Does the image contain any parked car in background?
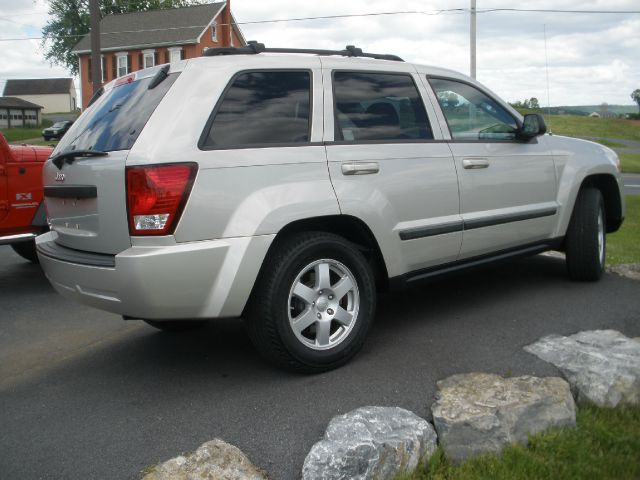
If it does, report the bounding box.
[42,121,74,141]
[37,45,625,372]
[0,133,52,262]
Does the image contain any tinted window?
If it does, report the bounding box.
[56,73,178,153]
[202,71,311,148]
[429,78,517,141]
[332,72,432,142]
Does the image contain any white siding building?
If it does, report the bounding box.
[3,78,77,114]
[0,97,43,128]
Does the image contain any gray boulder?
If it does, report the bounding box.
[142,438,268,480]
[302,406,437,480]
[431,373,575,463]
[525,329,640,407]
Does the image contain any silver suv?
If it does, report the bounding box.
[37,44,625,372]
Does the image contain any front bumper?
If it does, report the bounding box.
[37,231,274,319]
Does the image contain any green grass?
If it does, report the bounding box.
[1,120,52,142]
[619,153,640,174]
[396,405,640,480]
[595,138,628,149]
[607,195,640,266]
[546,115,640,142]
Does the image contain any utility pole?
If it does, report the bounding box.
[89,0,101,94]
[470,0,476,79]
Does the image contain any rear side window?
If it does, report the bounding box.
[201,70,311,148]
[56,73,179,153]
[332,72,433,142]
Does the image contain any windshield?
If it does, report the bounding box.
[56,73,178,154]
[51,122,67,128]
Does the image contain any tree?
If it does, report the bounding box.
[632,89,640,114]
[529,97,540,109]
[42,0,205,75]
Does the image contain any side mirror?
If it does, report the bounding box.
[519,113,547,140]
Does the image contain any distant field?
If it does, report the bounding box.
[545,115,640,142]
[619,153,640,174]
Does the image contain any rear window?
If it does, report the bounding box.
[55,73,178,153]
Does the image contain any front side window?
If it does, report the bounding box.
[429,77,517,141]
[201,70,311,148]
[332,71,433,142]
[117,55,128,77]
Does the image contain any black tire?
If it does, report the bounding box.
[244,232,376,373]
[143,319,206,332]
[43,136,49,141]
[11,241,39,264]
[565,187,606,281]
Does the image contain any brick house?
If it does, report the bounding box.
[72,2,246,109]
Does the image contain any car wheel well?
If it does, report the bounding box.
[267,216,389,289]
[580,174,622,233]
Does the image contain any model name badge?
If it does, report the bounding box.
[55,172,65,182]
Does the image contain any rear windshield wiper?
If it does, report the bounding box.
[148,64,170,90]
[51,150,108,170]
[87,86,104,108]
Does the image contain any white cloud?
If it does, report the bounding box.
[0,0,638,106]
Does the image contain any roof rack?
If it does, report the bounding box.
[202,42,404,62]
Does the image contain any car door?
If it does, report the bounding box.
[322,60,462,278]
[425,76,558,259]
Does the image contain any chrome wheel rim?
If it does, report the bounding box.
[597,208,605,266]
[288,259,360,351]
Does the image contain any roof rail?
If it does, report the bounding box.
[202,42,404,62]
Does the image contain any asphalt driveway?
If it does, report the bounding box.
[623,173,640,195]
[1,246,639,479]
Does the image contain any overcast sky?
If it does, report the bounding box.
[0,0,638,106]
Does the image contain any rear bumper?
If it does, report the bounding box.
[36,231,274,319]
[0,232,37,246]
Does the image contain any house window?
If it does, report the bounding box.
[169,48,182,63]
[117,54,128,77]
[211,19,217,41]
[143,50,155,69]
[101,55,105,83]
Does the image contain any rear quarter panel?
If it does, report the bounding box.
[127,56,340,242]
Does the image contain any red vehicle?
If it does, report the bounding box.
[0,133,52,263]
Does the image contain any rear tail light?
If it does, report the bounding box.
[126,163,197,236]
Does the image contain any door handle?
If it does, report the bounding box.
[341,162,379,175]
[462,158,490,169]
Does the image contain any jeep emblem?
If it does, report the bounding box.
[55,172,65,182]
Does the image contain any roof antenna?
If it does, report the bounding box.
[543,24,552,133]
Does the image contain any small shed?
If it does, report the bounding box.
[3,78,77,113]
[0,97,43,128]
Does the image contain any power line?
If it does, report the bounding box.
[478,8,640,14]
[0,7,638,43]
